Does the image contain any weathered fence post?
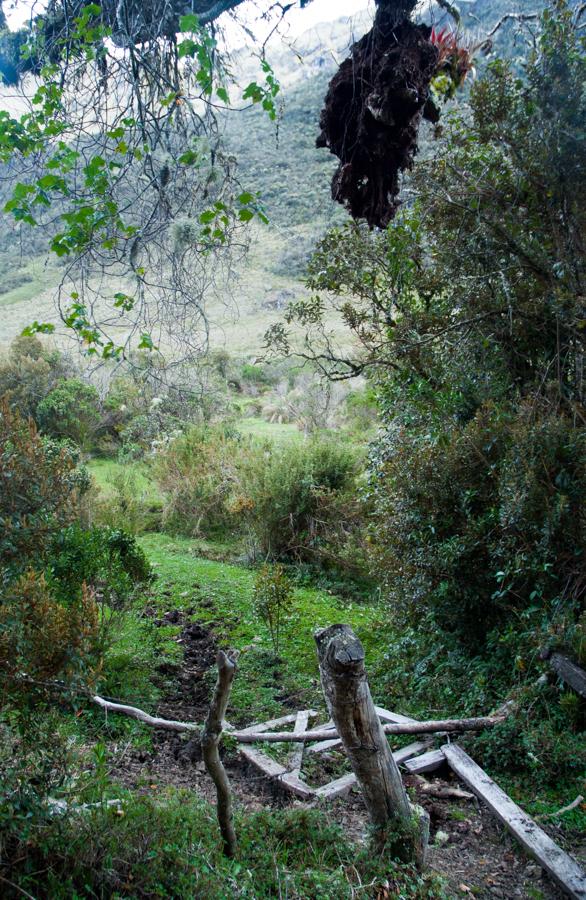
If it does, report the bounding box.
[202,650,238,858]
[315,624,429,864]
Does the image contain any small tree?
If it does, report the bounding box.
[37,378,102,451]
[252,565,294,656]
[0,399,84,582]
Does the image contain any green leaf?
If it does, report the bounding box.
[138,333,156,351]
[21,321,55,336]
[178,149,199,166]
[178,39,198,59]
[179,13,200,32]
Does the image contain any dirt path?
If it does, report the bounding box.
[109,610,582,899]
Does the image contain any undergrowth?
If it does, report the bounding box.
[4,794,447,899]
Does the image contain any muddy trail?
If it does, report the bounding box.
[109,609,278,811]
[108,609,576,899]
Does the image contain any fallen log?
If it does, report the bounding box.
[442,744,586,900]
[550,653,586,698]
[231,713,508,744]
[92,695,198,733]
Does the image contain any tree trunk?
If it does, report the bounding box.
[315,624,428,865]
[202,650,238,858]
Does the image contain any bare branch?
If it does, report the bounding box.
[92,694,198,732]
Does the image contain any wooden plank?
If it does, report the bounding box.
[279,771,316,799]
[314,743,428,802]
[550,653,586,698]
[375,706,419,725]
[315,772,356,799]
[238,710,316,736]
[239,745,287,779]
[307,721,339,754]
[289,710,310,774]
[239,745,316,798]
[403,749,445,775]
[393,741,430,766]
[442,744,586,900]
[308,736,341,754]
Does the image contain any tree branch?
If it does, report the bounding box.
[202,651,238,858]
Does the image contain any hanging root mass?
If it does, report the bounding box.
[317,1,440,229]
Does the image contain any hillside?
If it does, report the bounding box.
[0,0,557,355]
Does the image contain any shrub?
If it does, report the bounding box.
[154,424,242,537]
[0,400,86,583]
[0,570,99,703]
[239,436,359,561]
[37,377,102,451]
[370,403,586,646]
[47,524,152,609]
[0,713,72,868]
[0,336,70,423]
[252,564,294,655]
[2,794,446,899]
[93,467,162,534]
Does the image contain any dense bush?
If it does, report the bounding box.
[47,524,152,609]
[92,466,163,533]
[154,424,242,536]
[0,713,73,870]
[238,436,361,562]
[1,795,446,899]
[154,426,367,572]
[278,6,586,659]
[0,400,86,583]
[0,571,100,703]
[37,377,102,451]
[0,336,70,423]
[370,403,586,645]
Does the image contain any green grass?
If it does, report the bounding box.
[236,415,304,444]
[8,791,446,899]
[0,259,60,308]
[140,532,391,726]
[88,458,162,501]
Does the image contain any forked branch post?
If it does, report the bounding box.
[201,650,238,858]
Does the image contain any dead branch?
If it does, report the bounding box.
[537,796,584,820]
[202,651,238,858]
[413,776,474,801]
[231,713,510,744]
[92,695,198,733]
